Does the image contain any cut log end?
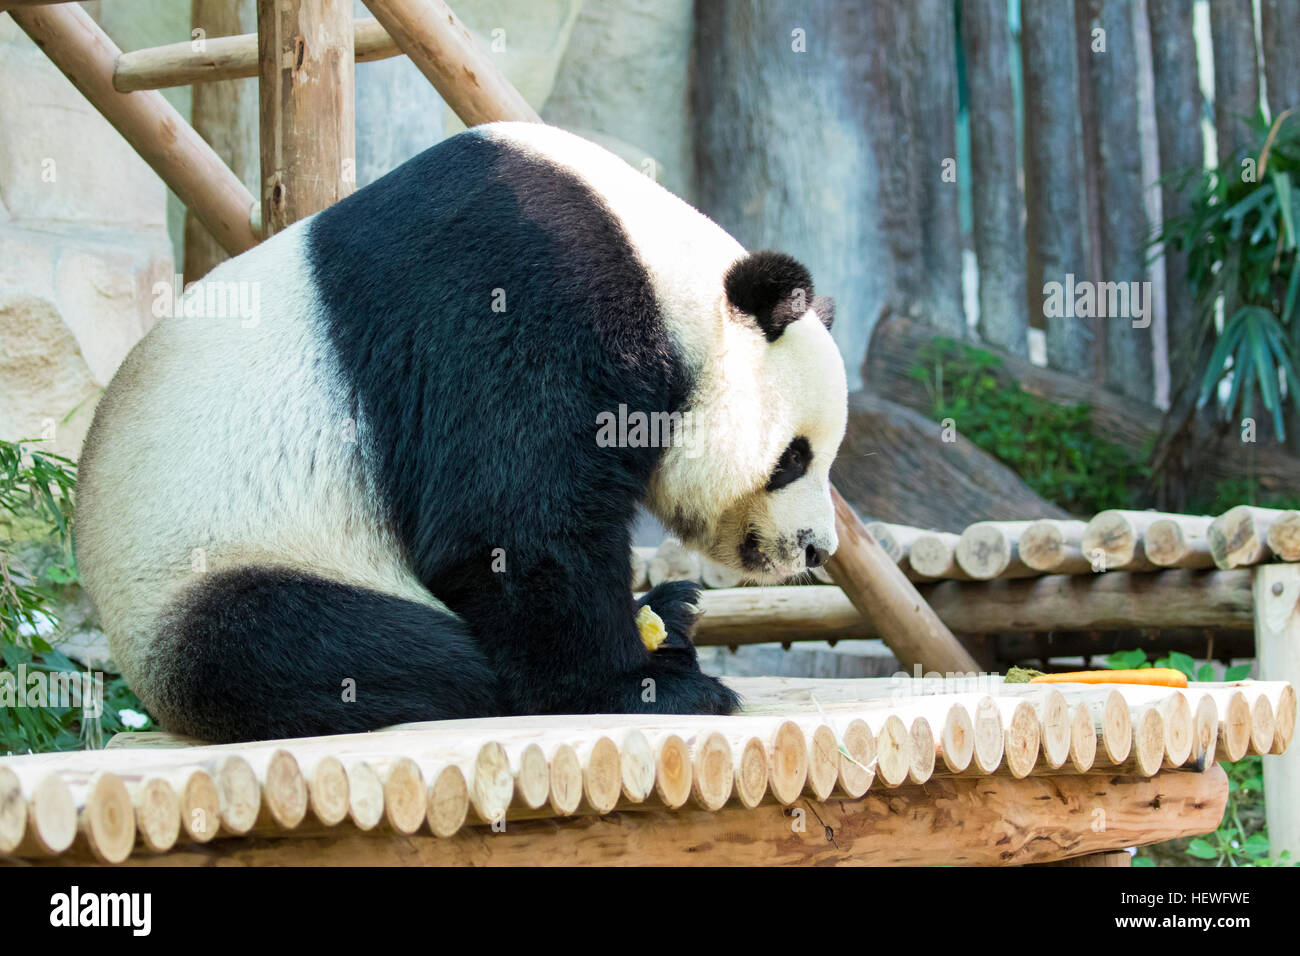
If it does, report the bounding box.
[1069,703,1098,772]
[262,749,308,829]
[0,766,25,854]
[548,744,583,816]
[131,778,181,853]
[873,714,912,787]
[910,717,937,783]
[1102,692,1133,765]
[691,732,734,811]
[1272,684,1297,755]
[1002,701,1041,778]
[581,737,623,815]
[472,741,515,824]
[1132,709,1166,776]
[805,725,839,800]
[176,769,221,843]
[382,758,427,835]
[426,764,469,838]
[1193,696,1220,767]
[768,721,809,804]
[733,736,770,808]
[837,719,876,797]
[940,706,975,773]
[216,756,260,836]
[653,734,693,809]
[971,697,1006,773]
[83,773,136,864]
[306,756,350,827]
[515,742,552,811]
[617,731,655,804]
[1249,695,1276,756]
[344,761,385,831]
[1218,691,1253,763]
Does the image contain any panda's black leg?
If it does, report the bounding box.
[636,580,703,662]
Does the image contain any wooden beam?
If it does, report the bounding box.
[257,0,356,235]
[1254,564,1300,861]
[20,768,1228,867]
[825,488,980,674]
[114,17,397,92]
[8,3,259,255]
[360,0,540,126]
[691,571,1256,646]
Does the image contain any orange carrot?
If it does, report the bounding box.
[1029,668,1188,688]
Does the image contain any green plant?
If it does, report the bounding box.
[1158,110,1300,440]
[910,338,1145,514]
[0,438,150,755]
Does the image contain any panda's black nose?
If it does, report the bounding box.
[806,545,830,569]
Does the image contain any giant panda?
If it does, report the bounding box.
[74,122,848,743]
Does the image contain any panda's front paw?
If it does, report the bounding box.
[637,580,701,660]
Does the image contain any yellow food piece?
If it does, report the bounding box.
[636,605,667,651]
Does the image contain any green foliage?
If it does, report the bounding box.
[1104,647,1252,683]
[0,438,151,755]
[1190,478,1300,516]
[910,338,1144,514]
[1158,111,1300,439]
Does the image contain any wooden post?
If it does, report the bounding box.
[257,0,357,235]
[8,2,259,255]
[1253,564,1300,861]
[360,0,540,126]
[825,488,980,674]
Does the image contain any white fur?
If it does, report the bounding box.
[75,222,442,695]
[481,123,849,580]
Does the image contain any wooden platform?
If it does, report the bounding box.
[1,676,1289,866]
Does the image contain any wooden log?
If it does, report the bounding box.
[1020,520,1091,574]
[1125,707,1167,776]
[12,773,76,857]
[999,684,1131,767]
[731,736,771,808]
[1081,510,1165,572]
[248,749,309,830]
[0,766,25,854]
[425,763,468,838]
[359,0,541,127]
[1067,703,1099,773]
[1209,506,1282,569]
[955,520,1040,580]
[825,487,980,673]
[1035,850,1132,867]
[836,719,877,797]
[300,755,350,826]
[692,571,1255,646]
[1265,511,1300,562]
[8,3,259,255]
[1184,688,1252,763]
[55,767,1229,867]
[509,742,552,812]
[574,736,622,815]
[688,732,734,810]
[1113,688,1194,768]
[98,773,180,854]
[1143,515,1216,568]
[1191,695,1221,768]
[907,531,967,580]
[114,17,398,91]
[5,769,133,863]
[993,698,1041,778]
[76,773,136,864]
[863,714,911,788]
[648,537,702,586]
[257,0,356,236]
[906,717,936,784]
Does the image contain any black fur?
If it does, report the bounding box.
[724,250,815,341]
[765,436,812,492]
[273,128,741,727]
[153,567,502,742]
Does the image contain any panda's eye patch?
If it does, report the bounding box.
[766,437,812,492]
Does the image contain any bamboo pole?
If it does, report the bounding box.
[8,3,259,255]
[360,0,541,126]
[114,17,398,92]
[1209,505,1280,569]
[1081,510,1164,572]
[1019,519,1091,574]
[825,488,979,672]
[1143,515,1216,569]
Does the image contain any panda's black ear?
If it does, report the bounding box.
[724,251,815,342]
[812,295,834,331]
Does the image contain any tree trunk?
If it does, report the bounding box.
[1021,0,1094,375]
[183,0,259,282]
[692,0,892,389]
[900,0,965,340]
[1085,0,1154,403]
[1261,0,1300,117]
[1209,0,1261,164]
[831,390,1069,532]
[959,0,1028,356]
[1147,0,1207,399]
